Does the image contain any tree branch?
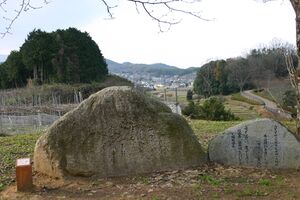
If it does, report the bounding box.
[0,0,8,12]
[126,0,208,31]
[163,2,210,21]
[0,0,49,38]
[285,52,299,92]
[100,0,117,18]
[0,0,207,36]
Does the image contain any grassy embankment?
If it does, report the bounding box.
[0,75,133,107]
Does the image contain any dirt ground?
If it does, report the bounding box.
[2,163,300,200]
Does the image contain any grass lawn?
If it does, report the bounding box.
[189,119,242,150]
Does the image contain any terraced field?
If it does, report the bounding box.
[224,98,260,120]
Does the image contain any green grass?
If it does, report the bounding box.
[225,104,259,120]
[189,119,242,149]
[189,120,242,136]
[0,133,41,191]
[198,174,223,186]
[259,178,272,186]
[231,93,262,105]
[225,96,261,120]
[236,187,267,197]
[0,125,48,136]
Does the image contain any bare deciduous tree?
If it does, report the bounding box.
[285,51,300,133]
[284,0,300,134]
[0,0,50,37]
[228,59,252,92]
[0,0,209,36]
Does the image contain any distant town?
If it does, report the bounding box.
[106,59,198,90]
[112,72,196,90]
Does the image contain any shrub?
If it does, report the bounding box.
[182,97,237,121]
[198,97,236,121]
[182,101,199,118]
[186,89,193,101]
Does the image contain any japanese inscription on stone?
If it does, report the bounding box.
[229,124,281,167]
[209,118,300,169]
[274,125,279,167]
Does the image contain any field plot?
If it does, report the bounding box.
[150,88,190,105]
[224,98,260,120]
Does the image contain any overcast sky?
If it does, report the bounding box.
[0,0,296,68]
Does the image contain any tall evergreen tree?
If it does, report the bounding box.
[0,27,108,89]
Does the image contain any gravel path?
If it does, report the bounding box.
[241,90,292,119]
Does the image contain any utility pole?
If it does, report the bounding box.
[175,87,178,114]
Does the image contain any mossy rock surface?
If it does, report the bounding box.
[34,86,206,178]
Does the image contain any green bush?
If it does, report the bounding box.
[182,97,237,121]
[182,101,199,118]
[186,89,193,101]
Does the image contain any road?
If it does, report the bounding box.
[241,90,292,119]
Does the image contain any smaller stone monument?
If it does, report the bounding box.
[209,118,300,169]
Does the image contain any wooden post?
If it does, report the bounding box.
[175,88,179,114]
[16,158,33,192]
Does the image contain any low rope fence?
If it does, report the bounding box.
[0,113,59,126]
[0,113,60,135]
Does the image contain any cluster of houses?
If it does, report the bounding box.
[114,72,196,90]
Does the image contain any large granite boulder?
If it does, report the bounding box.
[208,118,300,169]
[34,86,206,178]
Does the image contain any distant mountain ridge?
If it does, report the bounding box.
[106,59,199,76]
[1,56,198,76]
